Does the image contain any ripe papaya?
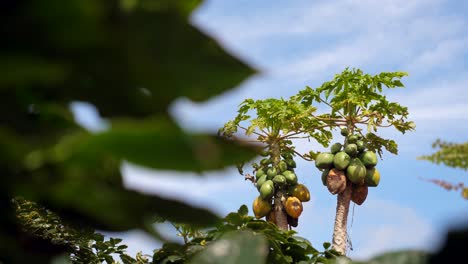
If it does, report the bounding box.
[344,144,358,157]
[333,151,351,170]
[256,175,267,190]
[252,196,272,219]
[321,169,329,186]
[260,180,274,199]
[272,175,287,186]
[359,151,378,168]
[327,168,347,195]
[290,184,310,202]
[278,160,288,172]
[315,152,334,169]
[356,140,366,152]
[341,127,349,136]
[365,167,380,187]
[285,196,303,218]
[283,171,298,185]
[351,184,368,205]
[346,158,366,184]
[331,143,343,154]
[267,167,277,179]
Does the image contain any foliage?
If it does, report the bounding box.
[418,139,468,199]
[294,68,415,157]
[14,197,149,264]
[153,205,341,264]
[1,0,258,262]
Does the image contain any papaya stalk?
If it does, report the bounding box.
[270,140,289,230]
[331,123,354,254]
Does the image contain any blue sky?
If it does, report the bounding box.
[73,0,468,260]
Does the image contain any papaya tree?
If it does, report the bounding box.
[219,98,333,230]
[294,68,416,255]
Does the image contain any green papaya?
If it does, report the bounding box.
[330,143,343,154]
[260,158,271,166]
[347,135,359,144]
[356,140,366,152]
[344,144,358,157]
[341,127,349,136]
[267,167,277,179]
[256,175,267,190]
[315,152,334,169]
[260,180,275,199]
[255,169,265,180]
[346,158,366,184]
[278,160,288,172]
[359,151,378,168]
[333,151,351,170]
[281,152,293,160]
[257,174,268,190]
[283,171,298,185]
[272,175,287,186]
[285,158,296,168]
[365,167,380,187]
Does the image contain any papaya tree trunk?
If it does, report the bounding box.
[331,122,354,255]
[331,180,351,255]
[270,141,289,231]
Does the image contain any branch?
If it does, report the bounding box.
[244,174,256,183]
[239,126,263,136]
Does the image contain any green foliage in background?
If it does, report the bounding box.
[418,139,468,199]
[0,0,258,262]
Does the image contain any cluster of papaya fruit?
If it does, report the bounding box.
[252,152,311,227]
[315,128,380,205]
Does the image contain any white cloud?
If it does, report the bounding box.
[349,199,439,260]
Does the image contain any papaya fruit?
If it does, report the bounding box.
[278,160,288,172]
[255,169,265,180]
[346,158,366,184]
[256,175,267,190]
[359,151,378,168]
[327,168,347,195]
[252,196,272,219]
[272,175,287,186]
[281,152,293,160]
[266,209,276,224]
[321,169,329,186]
[287,214,298,228]
[260,180,275,199]
[260,150,269,157]
[330,143,342,154]
[333,151,350,170]
[285,196,303,218]
[260,158,271,166]
[347,135,359,144]
[365,167,380,187]
[290,184,310,202]
[267,167,277,179]
[344,144,358,157]
[356,140,366,152]
[283,171,298,185]
[351,184,368,205]
[315,152,334,169]
[341,127,349,136]
[285,158,296,169]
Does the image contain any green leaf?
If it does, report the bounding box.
[189,230,268,264]
[49,118,259,172]
[237,205,249,216]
